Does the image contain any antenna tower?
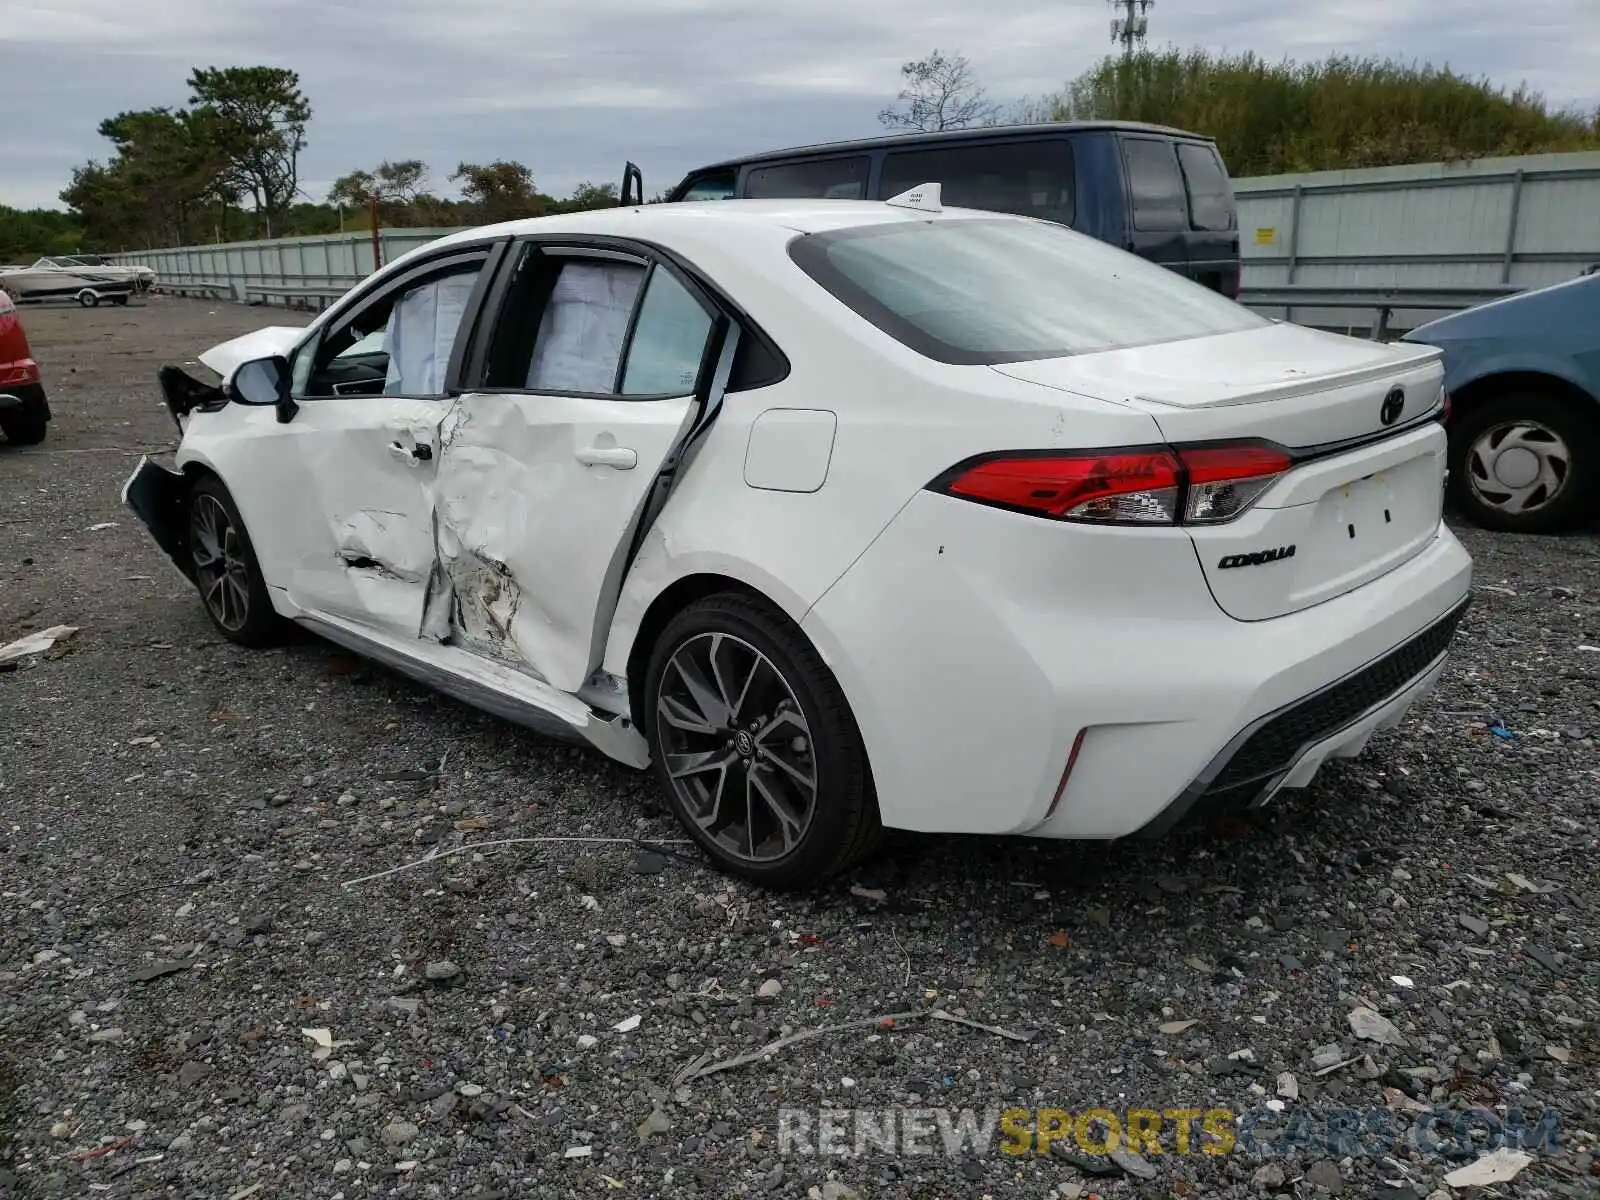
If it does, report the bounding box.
[1110,0,1153,56]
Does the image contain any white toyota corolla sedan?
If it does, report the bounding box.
[126,187,1473,888]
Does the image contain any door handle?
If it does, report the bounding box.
[575,445,637,470]
[390,440,431,463]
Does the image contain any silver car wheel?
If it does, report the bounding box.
[1465,420,1572,516]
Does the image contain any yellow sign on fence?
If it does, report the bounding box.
[1254,227,1277,245]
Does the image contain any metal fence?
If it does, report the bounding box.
[113,149,1600,334]
[1235,149,1600,332]
[113,228,461,308]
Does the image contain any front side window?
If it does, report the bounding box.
[1122,138,1187,232]
[788,216,1267,365]
[745,157,871,200]
[878,139,1076,225]
[383,273,481,395]
[297,259,485,398]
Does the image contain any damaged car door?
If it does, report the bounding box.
[428,241,726,693]
[254,248,498,636]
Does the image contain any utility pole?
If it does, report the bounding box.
[1109,0,1152,57]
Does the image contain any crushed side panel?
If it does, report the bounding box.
[421,396,544,674]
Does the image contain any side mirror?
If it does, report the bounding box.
[228,354,298,424]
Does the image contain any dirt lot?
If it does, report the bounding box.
[1,296,1598,1199]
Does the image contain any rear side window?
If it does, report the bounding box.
[878,138,1075,225]
[1177,144,1234,232]
[745,157,871,200]
[524,261,646,393]
[788,217,1266,365]
[1122,138,1187,232]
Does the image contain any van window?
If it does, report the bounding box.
[1122,138,1187,232]
[745,157,871,200]
[679,171,736,202]
[788,216,1267,366]
[1177,144,1233,232]
[878,138,1075,225]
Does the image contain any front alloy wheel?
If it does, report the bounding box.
[190,492,253,634]
[644,593,881,889]
[186,476,282,646]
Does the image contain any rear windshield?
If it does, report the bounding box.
[787,217,1267,365]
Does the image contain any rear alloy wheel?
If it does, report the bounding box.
[644,593,881,889]
[1448,390,1599,533]
[187,476,282,646]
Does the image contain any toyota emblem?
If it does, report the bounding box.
[1380,387,1405,426]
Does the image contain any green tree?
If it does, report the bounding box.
[0,205,86,262]
[327,168,376,209]
[879,50,1000,132]
[328,160,438,226]
[1021,49,1600,175]
[562,181,619,211]
[94,107,227,244]
[187,65,312,236]
[451,160,546,222]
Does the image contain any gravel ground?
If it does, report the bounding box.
[1,296,1597,1200]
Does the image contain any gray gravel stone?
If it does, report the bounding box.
[381,1120,420,1148]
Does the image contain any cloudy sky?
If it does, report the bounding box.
[1,0,1596,212]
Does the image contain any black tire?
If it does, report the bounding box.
[643,591,882,889]
[0,384,49,446]
[187,475,283,647]
[77,290,99,309]
[112,296,130,307]
[1448,390,1600,534]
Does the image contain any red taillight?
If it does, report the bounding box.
[933,441,1292,526]
[942,449,1182,524]
[1440,391,1452,423]
[0,358,40,389]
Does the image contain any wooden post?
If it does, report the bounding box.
[370,189,382,273]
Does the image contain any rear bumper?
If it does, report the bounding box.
[1135,597,1467,836]
[802,489,1473,839]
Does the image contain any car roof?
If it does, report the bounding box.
[679,121,1215,175]
[427,197,1010,252]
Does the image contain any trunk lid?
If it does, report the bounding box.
[994,321,1449,622]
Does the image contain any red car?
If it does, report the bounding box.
[0,287,50,444]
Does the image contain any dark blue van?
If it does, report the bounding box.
[638,121,1241,297]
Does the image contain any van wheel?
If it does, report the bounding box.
[643,592,882,890]
[1448,391,1599,533]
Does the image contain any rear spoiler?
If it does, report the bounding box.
[620,162,643,207]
